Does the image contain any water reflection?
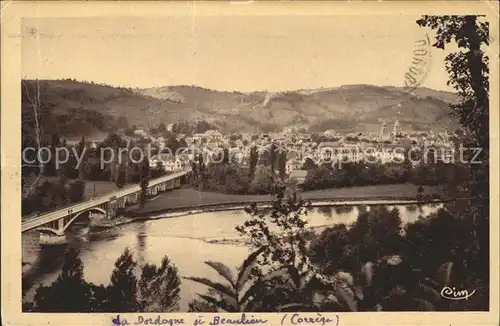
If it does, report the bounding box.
[22,203,444,311]
[406,204,418,213]
[136,223,147,265]
[357,204,369,214]
[317,206,332,218]
[333,205,354,215]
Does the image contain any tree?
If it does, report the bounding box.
[33,248,94,312]
[417,15,490,282]
[248,166,274,194]
[349,256,449,311]
[116,116,129,130]
[302,157,318,171]
[115,164,126,188]
[234,183,359,312]
[309,224,357,274]
[236,182,313,288]
[29,248,186,313]
[248,146,259,180]
[178,137,188,149]
[165,135,181,154]
[222,147,230,164]
[269,142,278,179]
[191,153,207,191]
[184,247,268,312]
[68,179,86,203]
[417,16,488,151]
[348,206,404,263]
[278,150,287,180]
[43,133,61,177]
[301,165,333,190]
[124,128,135,137]
[77,136,86,179]
[404,209,474,275]
[139,157,150,207]
[156,123,167,134]
[102,133,123,182]
[124,140,133,184]
[138,255,182,312]
[107,248,139,312]
[203,162,249,194]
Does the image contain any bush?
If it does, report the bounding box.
[30,248,182,313]
[68,179,86,203]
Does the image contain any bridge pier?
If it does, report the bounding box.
[106,196,117,219]
[23,169,192,240]
[114,197,125,209]
[57,219,64,231]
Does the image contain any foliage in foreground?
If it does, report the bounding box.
[187,179,487,312]
[26,248,181,312]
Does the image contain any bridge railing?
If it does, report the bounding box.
[21,169,191,232]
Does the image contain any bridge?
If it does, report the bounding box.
[22,169,191,236]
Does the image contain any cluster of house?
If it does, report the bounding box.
[137,121,455,184]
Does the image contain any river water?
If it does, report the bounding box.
[22,203,443,311]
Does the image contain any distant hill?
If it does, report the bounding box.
[21,79,460,140]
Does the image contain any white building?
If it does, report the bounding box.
[286,159,302,174]
[323,129,336,138]
[192,133,206,143]
[205,130,223,140]
[134,129,148,138]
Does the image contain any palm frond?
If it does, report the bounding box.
[413,298,435,311]
[278,302,317,312]
[238,280,272,311]
[361,261,374,287]
[184,276,236,300]
[299,270,315,290]
[353,285,364,301]
[286,265,302,289]
[205,261,236,288]
[197,294,233,312]
[239,270,291,307]
[334,285,358,312]
[419,284,442,306]
[435,262,453,287]
[236,246,267,292]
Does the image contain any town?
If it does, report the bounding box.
[72,119,456,184]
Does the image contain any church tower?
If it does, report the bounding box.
[379,120,388,140]
[392,120,402,137]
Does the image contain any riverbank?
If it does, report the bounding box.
[126,183,444,217]
[22,201,447,312]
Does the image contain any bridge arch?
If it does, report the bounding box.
[34,207,107,235]
[63,207,107,232]
[36,227,64,236]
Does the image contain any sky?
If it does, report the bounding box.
[21,15,454,92]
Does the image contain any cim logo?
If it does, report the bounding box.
[440,286,476,300]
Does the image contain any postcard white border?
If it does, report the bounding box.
[1,1,499,325]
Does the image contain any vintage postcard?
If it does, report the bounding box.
[1,1,499,325]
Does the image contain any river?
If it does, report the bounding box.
[22,203,443,311]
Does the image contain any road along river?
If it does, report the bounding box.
[22,203,443,311]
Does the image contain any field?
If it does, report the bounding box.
[82,181,124,200]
